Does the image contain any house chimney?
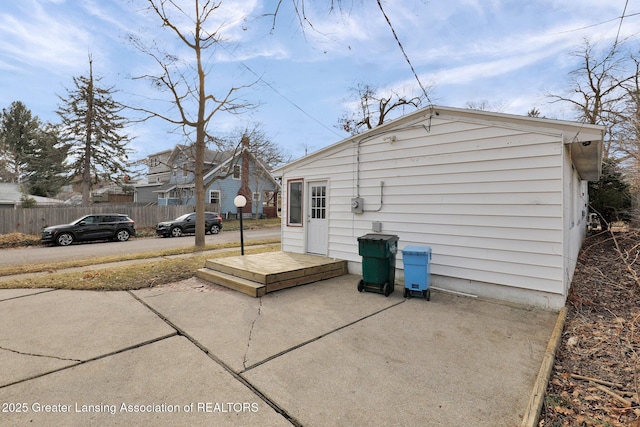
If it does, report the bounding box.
[237,134,252,216]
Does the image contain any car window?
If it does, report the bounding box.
[83,216,99,224]
[102,216,116,223]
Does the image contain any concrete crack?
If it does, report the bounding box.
[0,346,82,362]
[243,297,262,370]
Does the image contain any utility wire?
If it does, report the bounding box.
[553,11,640,34]
[199,18,343,140]
[613,0,629,49]
[232,54,343,138]
[376,0,433,107]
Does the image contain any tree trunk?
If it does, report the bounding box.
[194,6,205,249]
[83,58,94,206]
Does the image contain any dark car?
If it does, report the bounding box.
[41,214,136,246]
[156,212,223,238]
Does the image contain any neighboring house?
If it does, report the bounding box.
[0,183,64,208]
[135,145,230,206]
[139,142,280,217]
[134,149,173,204]
[0,183,22,209]
[91,182,135,203]
[134,181,163,204]
[146,149,173,184]
[273,105,604,309]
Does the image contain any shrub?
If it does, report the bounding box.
[0,233,41,249]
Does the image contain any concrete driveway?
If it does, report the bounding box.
[0,275,557,426]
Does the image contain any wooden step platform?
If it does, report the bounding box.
[196,252,349,297]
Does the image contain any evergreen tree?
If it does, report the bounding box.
[589,158,632,226]
[57,57,131,205]
[0,101,41,183]
[24,124,71,198]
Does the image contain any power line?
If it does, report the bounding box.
[196,15,344,140]
[231,54,343,139]
[553,11,640,35]
[376,0,433,108]
[613,0,629,48]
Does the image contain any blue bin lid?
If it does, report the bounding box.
[402,245,432,256]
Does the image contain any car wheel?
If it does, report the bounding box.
[170,227,183,237]
[115,229,130,242]
[209,224,220,234]
[56,233,74,246]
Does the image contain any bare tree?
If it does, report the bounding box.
[547,40,636,161]
[548,39,640,223]
[527,108,542,118]
[337,83,426,135]
[216,123,290,169]
[464,100,507,113]
[130,0,254,248]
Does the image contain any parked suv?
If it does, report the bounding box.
[41,214,136,246]
[156,212,223,237]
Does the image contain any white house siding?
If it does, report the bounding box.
[563,144,589,297]
[279,109,602,309]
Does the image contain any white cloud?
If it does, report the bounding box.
[0,1,89,73]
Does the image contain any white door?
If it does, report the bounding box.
[306,181,328,255]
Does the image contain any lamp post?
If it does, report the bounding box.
[234,195,247,255]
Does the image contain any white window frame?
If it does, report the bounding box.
[209,190,221,205]
[232,164,241,180]
[287,179,303,226]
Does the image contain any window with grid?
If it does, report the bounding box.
[209,190,220,205]
[310,185,326,219]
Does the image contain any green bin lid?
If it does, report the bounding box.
[357,234,399,242]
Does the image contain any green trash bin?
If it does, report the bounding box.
[356,234,399,297]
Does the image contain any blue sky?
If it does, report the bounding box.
[0,0,638,169]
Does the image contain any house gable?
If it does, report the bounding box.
[203,148,280,215]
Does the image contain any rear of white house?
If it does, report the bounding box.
[274,106,603,309]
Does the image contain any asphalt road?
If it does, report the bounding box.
[0,228,281,269]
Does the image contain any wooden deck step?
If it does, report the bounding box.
[195,268,266,297]
[197,252,348,297]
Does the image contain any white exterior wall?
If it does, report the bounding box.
[563,144,589,297]
[280,113,596,309]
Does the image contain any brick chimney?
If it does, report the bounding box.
[237,134,252,216]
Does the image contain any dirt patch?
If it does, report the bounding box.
[539,231,640,427]
[143,277,227,293]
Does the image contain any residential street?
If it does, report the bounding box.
[0,228,281,269]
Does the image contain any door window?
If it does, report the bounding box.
[310,185,326,219]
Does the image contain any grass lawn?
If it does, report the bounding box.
[0,238,281,291]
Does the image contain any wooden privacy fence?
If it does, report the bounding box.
[0,205,211,235]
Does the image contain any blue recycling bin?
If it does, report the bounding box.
[402,246,432,300]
